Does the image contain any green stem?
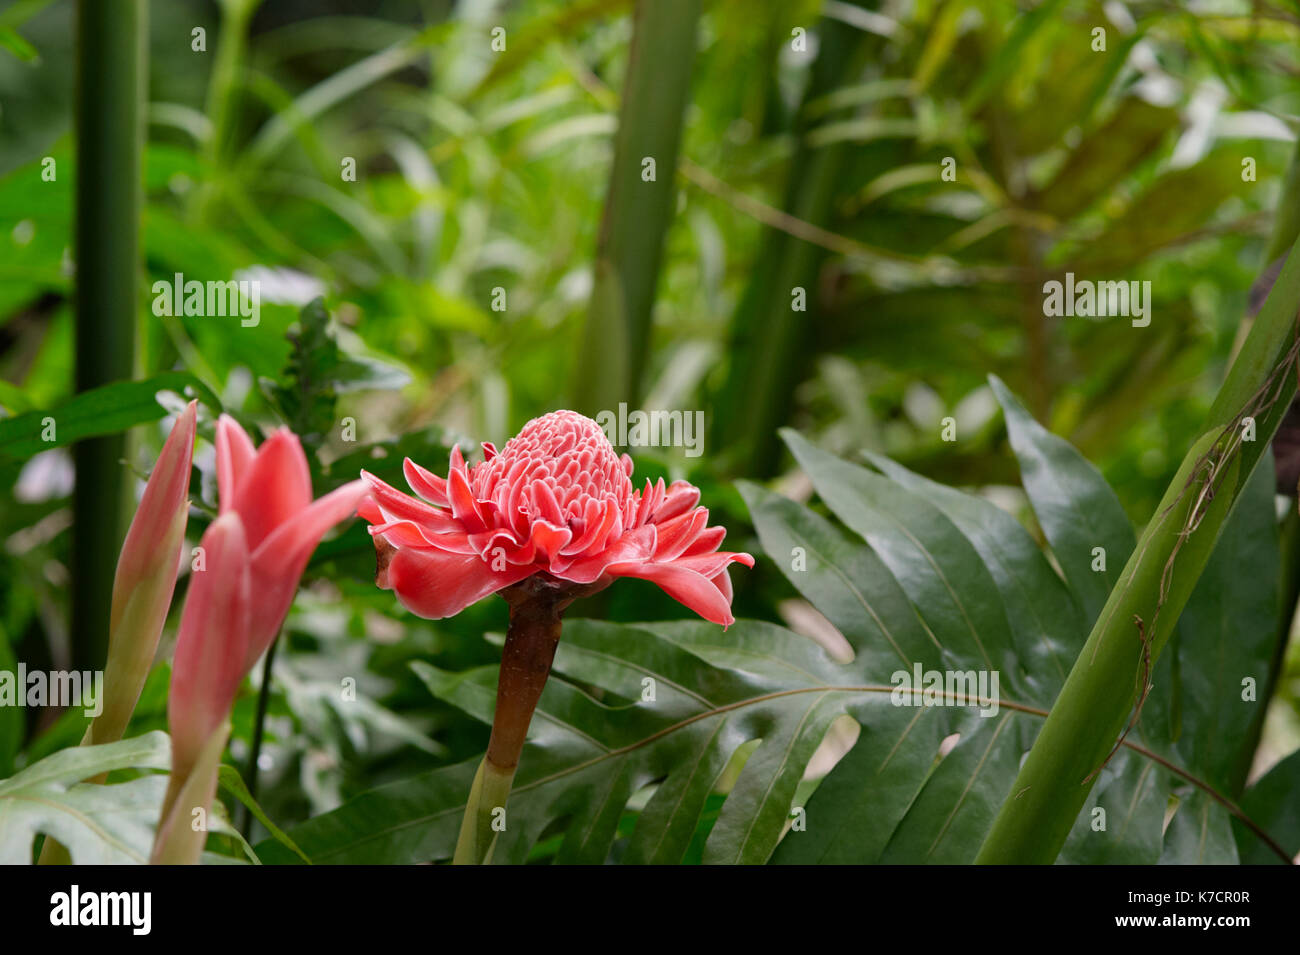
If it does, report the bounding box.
[239,632,279,838]
[711,1,880,477]
[452,581,571,865]
[192,0,260,222]
[976,228,1300,865]
[69,0,145,676]
[570,0,702,416]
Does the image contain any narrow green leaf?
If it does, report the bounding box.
[989,374,1134,625]
[218,764,312,864]
[0,372,217,463]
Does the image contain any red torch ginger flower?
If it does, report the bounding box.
[359,410,753,626]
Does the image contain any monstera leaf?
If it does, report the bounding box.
[260,380,1292,865]
[0,732,170,864]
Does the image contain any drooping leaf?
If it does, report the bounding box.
[0,372,218,464]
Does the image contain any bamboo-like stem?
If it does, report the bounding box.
[69,0,145,676]
[710,2,878,477]
[976,228,1300,864]
[570,0,702,416]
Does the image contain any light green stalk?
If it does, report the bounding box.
[571,0,702,416]
[453,580,581,865]
[976,229,1300,864]
[453,759,515,865]
[151,723,230,865]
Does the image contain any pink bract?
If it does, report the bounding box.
[168,512,253,778]
[359,410,754,626]
[214,415,369,669]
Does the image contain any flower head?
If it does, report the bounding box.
[167,512,253,783]
[215,414,369,666]
[154,418,369,864]
[89,401,197,748]
[359,410,753,625]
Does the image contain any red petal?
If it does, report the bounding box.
[603,560,735,627]
[551,525,656,583]
[115,401,196,595]
[246,480,368,660]
[403,457,449,506]
[362,469,459,531]
[652,480,701,523]
[385,547,533,619]
[447,461,488,534]
[215,415,256,515]
[232,429,313,549]
[529,480,564,525]
[169,514,253,775]
[651,507,708,562]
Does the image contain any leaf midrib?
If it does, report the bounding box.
[305,683,1281,863]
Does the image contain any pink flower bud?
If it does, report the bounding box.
[214,415,369,667]
[91,401,197,745]
[167,512,252,783]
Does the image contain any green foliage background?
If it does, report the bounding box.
[1,0,1299,863]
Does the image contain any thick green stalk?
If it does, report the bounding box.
[453,581,571,865]
[571,0,702,416]
[977,230,1300,864]
[70,0,145,675]
[711,1,879,477]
